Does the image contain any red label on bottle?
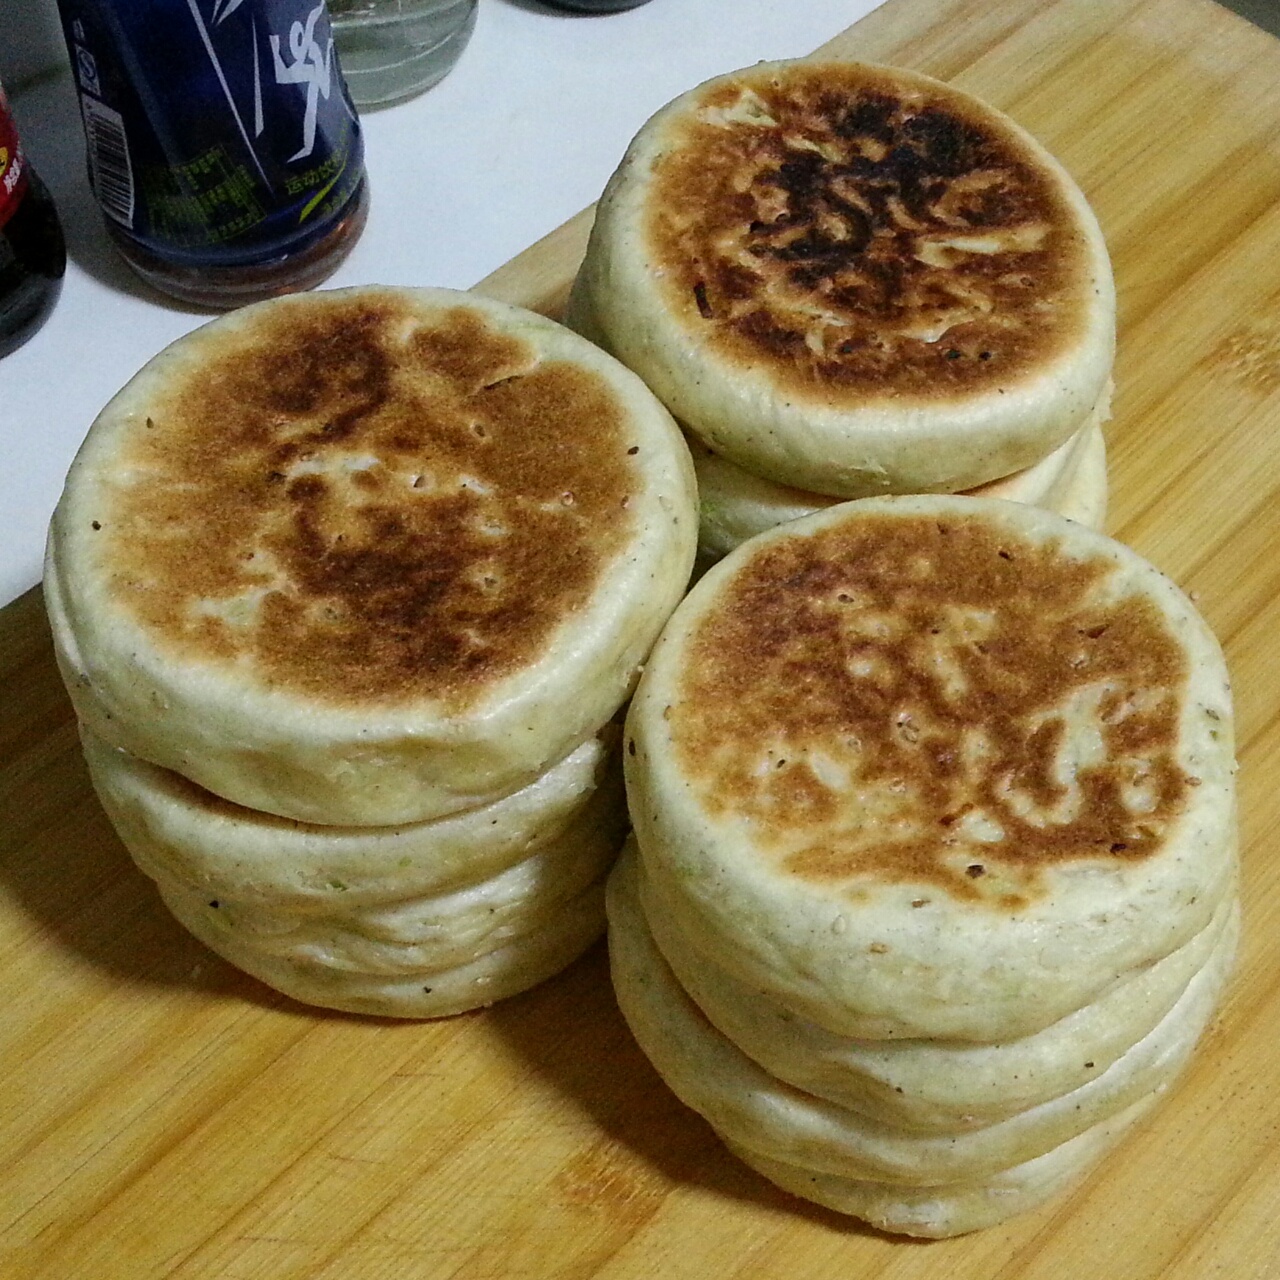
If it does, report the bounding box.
[0,87,31,231]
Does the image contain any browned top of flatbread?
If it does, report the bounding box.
[666,509,1194,909]
[86,293,641,709]
[644,62,1097,403]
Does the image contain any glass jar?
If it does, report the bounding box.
[328,0,478,108]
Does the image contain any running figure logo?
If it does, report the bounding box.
[270,2,333,161]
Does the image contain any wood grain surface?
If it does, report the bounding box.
[6,0,1280,1275]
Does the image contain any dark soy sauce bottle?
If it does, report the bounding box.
[0,81,67,358]
[542,1,655,12]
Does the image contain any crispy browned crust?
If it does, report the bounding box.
[646,63,1096,403]
[91,294,641,708]
[666,511,1192,908]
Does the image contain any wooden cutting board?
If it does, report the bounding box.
[6,0,1280,1274]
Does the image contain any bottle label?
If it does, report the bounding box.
[56,0,364,267]
[0,86,31,233]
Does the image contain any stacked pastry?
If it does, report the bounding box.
[567,59,1116,560]
[47,285,697,1017]
[611,495,1239,1236]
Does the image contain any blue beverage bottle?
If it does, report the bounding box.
[57,0,369,307]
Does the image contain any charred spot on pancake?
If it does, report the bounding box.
[671,514,1193,906]
[100,296,639,707]
[647,64,1089,400]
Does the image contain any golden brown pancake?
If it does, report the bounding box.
[163,867,609,1019]
[693,384,1109,560]
[719,1094,1158,1239]
[81,722,624,910]
[607,843,1237,1187]
[86,298,636,705]
[641,850,1235,1133]
[48,286,698,824]
[569,61,1115,497]
[146,789,623,981]
[624,496,1237,1042]
[652,68,1089,398]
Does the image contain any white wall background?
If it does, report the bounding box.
[0,0,881,607]
[0,0,65,90]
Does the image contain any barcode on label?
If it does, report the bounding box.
[80,93,134,228]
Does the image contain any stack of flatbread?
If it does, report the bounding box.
[567,60,1115,560]
[46,285,697,1017]
[611,495,1238,1236]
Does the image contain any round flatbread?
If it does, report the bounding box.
[569,60,1114,497]
[82,723,621,909]
[625,495,1236,1041]
[48,286,697,825]
[151,800,620,976]
[607,845,1235,1185]
[642,851,1236,1131]
[722,1091,1158,1239]
[1054,410,1108,530]
[694,388,1108,559]
[162,870,608,1018]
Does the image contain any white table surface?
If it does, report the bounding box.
[1,0,883,610]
